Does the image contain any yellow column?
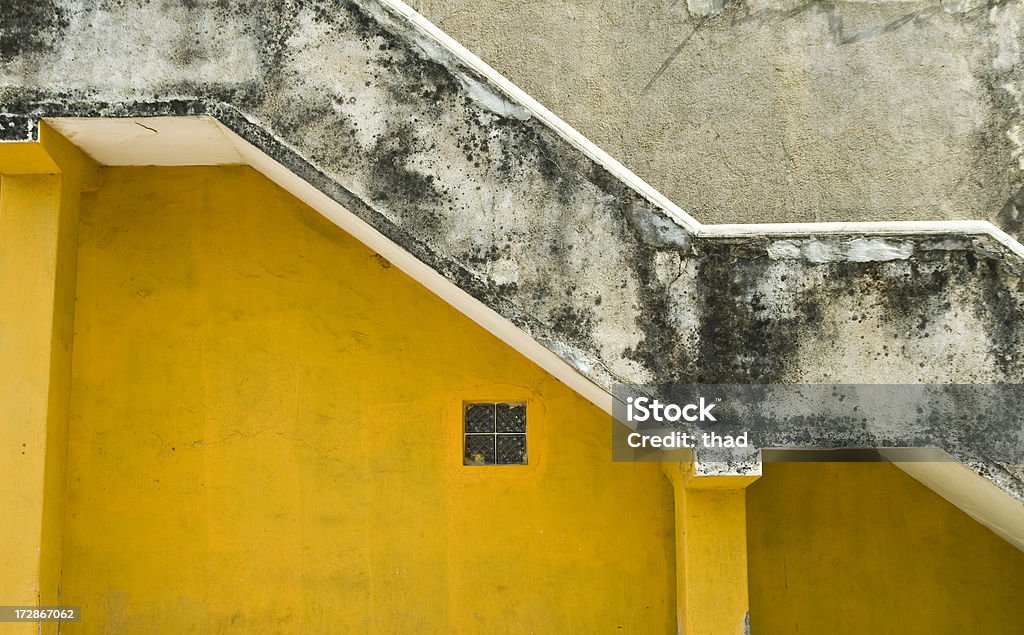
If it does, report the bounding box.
[664,462,758,635]
[0,124,98,632]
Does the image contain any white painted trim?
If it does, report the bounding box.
[702,221,1024,259]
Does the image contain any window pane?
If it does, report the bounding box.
[496,435,527,465]
[464,403,495,433]
[496,403,526,433]
[464,435,496,465]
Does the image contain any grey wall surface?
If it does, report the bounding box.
[416,0,1024,229]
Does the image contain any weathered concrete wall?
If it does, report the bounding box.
[416,0,1024,229]
[2,0,1023,499]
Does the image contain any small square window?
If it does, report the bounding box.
[464,402,527,466]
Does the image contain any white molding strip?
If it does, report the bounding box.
[702,220,1024,259]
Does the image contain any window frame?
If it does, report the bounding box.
[462,401,528,466]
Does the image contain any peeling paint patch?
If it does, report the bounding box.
[919,237,980,252]
[766,240,801,260]
[459,76,531,121]
[686,0,724,18]
[542,338,597,375]
[768,238,913,263]
[626,206,693,251]
[845,238,915,262]
[489,255,520,286]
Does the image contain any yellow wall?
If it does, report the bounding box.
[6,158,1024,634]
[60,166,676,633]
[747,462,1024,634]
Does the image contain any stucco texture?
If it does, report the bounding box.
[415,0,1024,228]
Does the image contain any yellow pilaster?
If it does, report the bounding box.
[0,123,98,632]
[664,463,759,635]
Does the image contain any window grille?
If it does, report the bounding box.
[463,402,527,465]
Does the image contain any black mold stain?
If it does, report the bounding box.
[977,256,1024,375]
[344,0,458,109]
[550,304,596,345]
[169,34,210,68]
[0,0,67,61]
[623,253,693,383]
[614,200,698,383]
[366,123,446,234]
[857,257,953,334]
[0,114,31,141]
[530,128,580,206]
[691,240,808,383]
